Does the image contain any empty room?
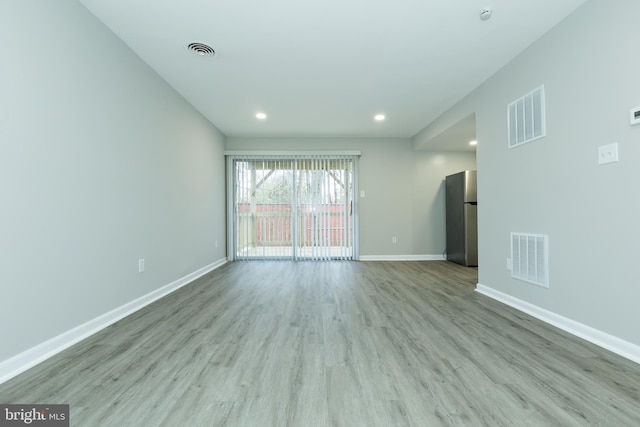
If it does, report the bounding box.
[1,0,639,426]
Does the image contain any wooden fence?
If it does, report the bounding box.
[237,203,351,247]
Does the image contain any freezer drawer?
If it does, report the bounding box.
[464,203,478,267]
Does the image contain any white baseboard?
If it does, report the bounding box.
[359,254,446,261]
[476,284,640,365]
[0,258,228,385]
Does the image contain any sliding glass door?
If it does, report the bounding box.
[230,155,357,260]
[234,158,295,259]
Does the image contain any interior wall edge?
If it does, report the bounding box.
[475,284,640,365]
[0,258,228,386]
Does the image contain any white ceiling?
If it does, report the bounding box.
[79,0,586,147]
[427,113,478,152]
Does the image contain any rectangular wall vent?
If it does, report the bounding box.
[508,85,546,148]
[511,232,548,288]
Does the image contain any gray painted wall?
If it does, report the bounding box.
[0,1,226,361]
[226,138,476,257]
[413,0,640,346]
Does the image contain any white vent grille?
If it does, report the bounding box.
[511,233,548,288]
[508,86,545,148]
[186,42,217,58]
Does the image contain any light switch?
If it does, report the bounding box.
[360,191,365,198]
[630,106,640,125]
[598,143,619,165]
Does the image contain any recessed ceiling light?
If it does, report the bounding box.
[374,114,385,121]
[469,140,478,146]
[256,112,267,120]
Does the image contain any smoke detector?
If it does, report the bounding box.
[480,8,492,21]
[186,42,217,59]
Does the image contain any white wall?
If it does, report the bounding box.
[0,1,226,363]
[414,0,640,349]
[226,137,476,258]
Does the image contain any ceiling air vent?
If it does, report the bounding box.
[186,42,217,59]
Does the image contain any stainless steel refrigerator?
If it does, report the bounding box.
[445,170,478,267]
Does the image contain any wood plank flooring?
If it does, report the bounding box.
[1,261,639,426]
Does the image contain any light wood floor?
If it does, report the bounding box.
[1,261,639,426]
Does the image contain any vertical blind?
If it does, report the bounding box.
[230,154,358,261]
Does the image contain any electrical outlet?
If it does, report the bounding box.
[138,259,145,273]
[506,258,512,271]
[598,143,619,165]
[392,236,397,244]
